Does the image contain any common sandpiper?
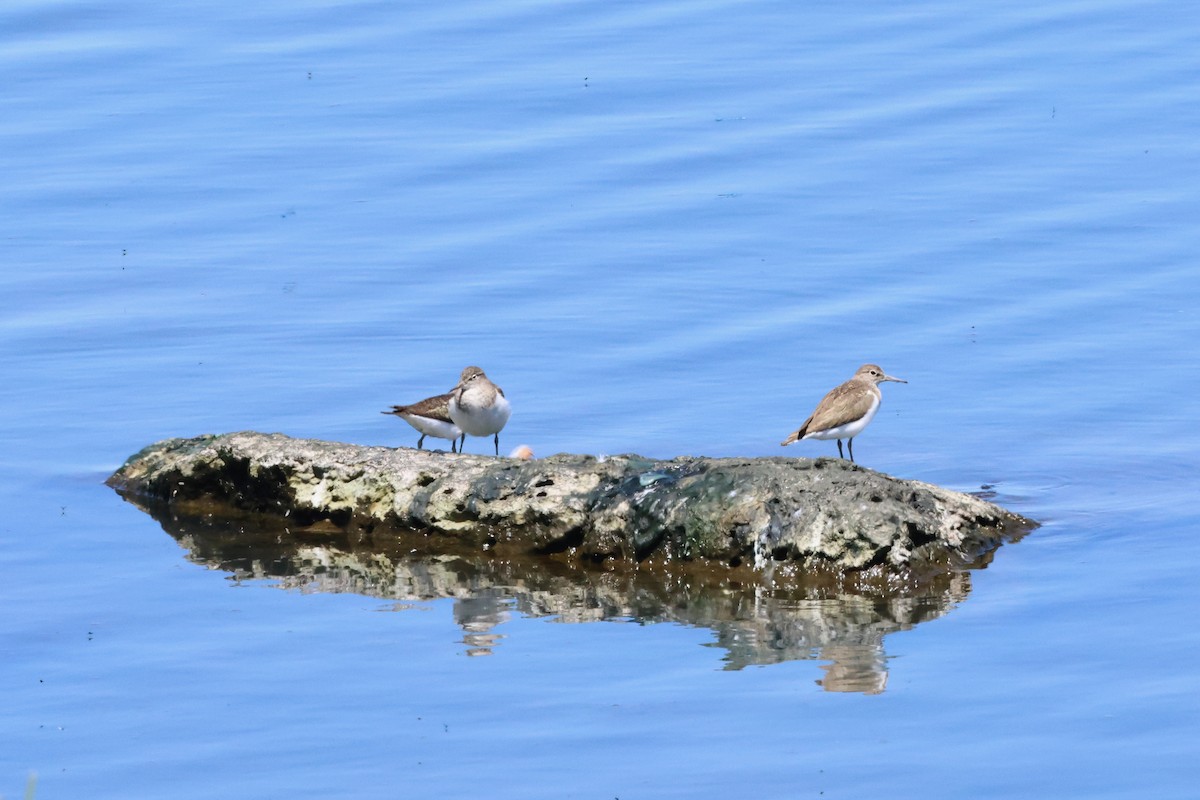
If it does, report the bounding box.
[382,392,464,452]
[448,366,511,456]
[780,363,906,463]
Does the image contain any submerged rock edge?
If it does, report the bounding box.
[106,431,1036,573]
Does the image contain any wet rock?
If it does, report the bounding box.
[106,431,1035,573]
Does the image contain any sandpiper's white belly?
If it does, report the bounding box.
[803,395,879,440]
[449,391,511,436]
[399,413,461,442]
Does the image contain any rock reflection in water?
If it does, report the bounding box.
[144,506,990,695]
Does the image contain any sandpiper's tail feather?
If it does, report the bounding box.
[780,418,812,446]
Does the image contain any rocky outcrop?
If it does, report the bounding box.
[106,432,1034,575]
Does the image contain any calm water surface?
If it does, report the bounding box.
[3,0,1199,797]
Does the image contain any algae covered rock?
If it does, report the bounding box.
[107,431,1034,574]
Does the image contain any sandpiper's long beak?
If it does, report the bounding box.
[883,374,907,384]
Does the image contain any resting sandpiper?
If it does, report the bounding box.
[448,366,511,455]
[382,393,463,452]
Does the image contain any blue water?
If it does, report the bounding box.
[4,0,1200,796]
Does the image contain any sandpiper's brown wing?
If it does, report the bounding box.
[803,380,876,433]
[382,392,454,422]
[781,379,874,445]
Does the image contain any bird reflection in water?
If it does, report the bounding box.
[148,509,989,695]
[454,591,512,657]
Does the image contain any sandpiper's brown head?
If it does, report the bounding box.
[855,364,906,386]
[455,366,487,388]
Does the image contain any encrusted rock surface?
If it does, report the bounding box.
[106,431,1035,573]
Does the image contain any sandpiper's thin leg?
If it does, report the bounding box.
[417,434,426,450]
[451,438,457,454]
[493,433,500,456]
[458,434,466,453]
[836,440,844,459]
[848,438,855,463]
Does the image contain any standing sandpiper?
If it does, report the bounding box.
[382,393,464,452]
[780,364,906,463]
[448,366,511,455]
